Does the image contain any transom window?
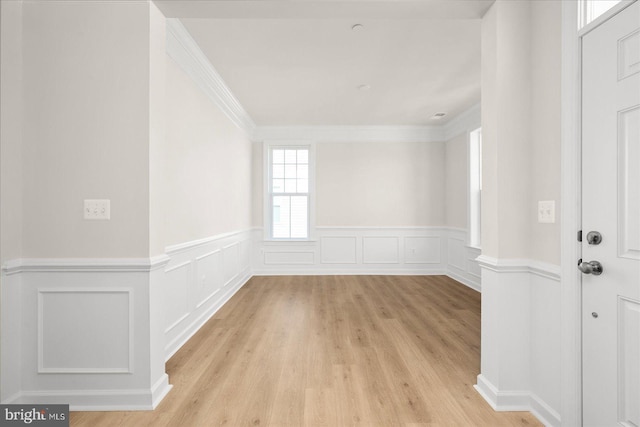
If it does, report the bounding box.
[268,146,312,239]
[579,0,624,28]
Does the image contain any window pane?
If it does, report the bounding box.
[290,196,308,238]
[272,149,284,164]
[297,149,308,164]
[297,179,308,193]
[285,179,297,193]
[272,179,284,193]
[285,150,297,164]
[272,164,284,179]
[297,164,308,179]
[272,196,290,238]
[284,164,297,179]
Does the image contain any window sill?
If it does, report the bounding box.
[261,239,318,246]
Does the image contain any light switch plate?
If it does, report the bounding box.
[84,199,110,220]
[538,200,555,223]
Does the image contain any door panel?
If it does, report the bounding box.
[582,2,640,426]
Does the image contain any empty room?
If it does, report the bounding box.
[1,0,638,426]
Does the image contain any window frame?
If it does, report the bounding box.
[263,141,316,241]
[468,127,482,249]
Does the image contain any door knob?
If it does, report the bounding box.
[586,231,602,245]
[578,260,603,275]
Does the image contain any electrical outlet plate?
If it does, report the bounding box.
[84,199,110,220]
[538,200,555,223]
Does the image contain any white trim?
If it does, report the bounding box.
[252,104,480,144]
[442,103,481,140]
[446,269,481,292]
[164,270,251,361]
[561,0,584,425]
[579,0,636,36]
[316,226,448,231]
[166,19,256,136]
[1,256,170,275]
[474,375,561,427]
[475,255,561,281]
[263,141,316,241]
[253,125,445,144]
[37,288,134,374]
[8,375,172,411]
[165,228,255,255]
[253,268,448,276]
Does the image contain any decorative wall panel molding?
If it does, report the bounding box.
[162,229,253,360]
[476,255,562,427]
[38,288,133,374]
[1,261,172,410]
[445,228,481,291]
[253,227,479,283]
[320,236,357,264]
[164,261,192,334]
[362,236,400,264]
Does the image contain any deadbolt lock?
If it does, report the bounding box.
[586,231,602,245]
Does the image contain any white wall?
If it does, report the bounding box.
[1,1,176,409]
[481,0,532,261]
[0,1,23,264]
[0,0,24,403]
[21,1,152,258]
[531,0,562,266]
[316,141,445,227]
[476,2,562,425]
[444,133,468,230]
[150,54,253,254]
[529,0,562,415]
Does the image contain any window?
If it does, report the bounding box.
[266,144,313,239]
[469,127,482,248]
[579,0,624,28]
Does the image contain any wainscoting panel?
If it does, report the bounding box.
[320,236,357,264]
[362,236,400,264]
[446,228,481,291]
[264,250,315,265]
[0,258,172,410]
[38,289,133,374]
[164,261,191,334]
[254,227,472,278]
[475,256,562,427]
[404,236,441,264]
[194,250,223,309]
[163,229,253,360]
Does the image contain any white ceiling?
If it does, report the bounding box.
[157,1,492,126]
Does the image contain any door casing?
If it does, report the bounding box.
[560,1,638,425]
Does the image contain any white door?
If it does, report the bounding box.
[582,2,640,426]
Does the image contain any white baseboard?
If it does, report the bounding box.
[474,375,561,426]
[253,227,481,290]
[164,269,251,361]
[474,374,530,411]
[162,229,252,360]
[10,375,172,411]
[445,269,480,292]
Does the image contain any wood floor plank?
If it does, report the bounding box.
[70,275,542,427]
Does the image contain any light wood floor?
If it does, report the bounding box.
[71,275,541,426]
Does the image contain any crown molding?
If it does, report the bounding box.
[442,102,481,140]
[166,19,256,136]
[253,125,446,143]
[166,18,480,144]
